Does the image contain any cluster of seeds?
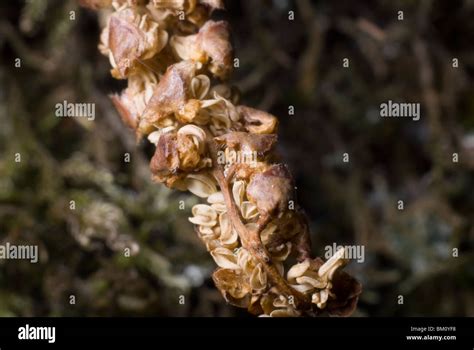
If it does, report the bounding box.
[81,0,361,316]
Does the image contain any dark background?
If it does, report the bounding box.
[0,0,473,316]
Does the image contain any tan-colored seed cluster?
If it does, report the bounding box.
[80,0,361,317]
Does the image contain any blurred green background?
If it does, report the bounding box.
[0,0,473,316]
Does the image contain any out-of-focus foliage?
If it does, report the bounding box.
[0,0,472,316]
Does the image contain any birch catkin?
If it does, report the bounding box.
[80,0,361,317]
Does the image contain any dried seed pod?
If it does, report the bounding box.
[212,268,251,308]
[238,105,279,134]
[246,164,294,217]
[196,20,233,79]
[215,132,277,159]
[140,60,197,130]
[105,8,168,78]
[171,20,232,79]
[150,132,180,177]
